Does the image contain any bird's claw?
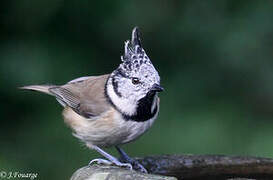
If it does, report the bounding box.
[89,158,113,166]
[115,161,133,170]
[88,158,133,170]
[132,161,148,173]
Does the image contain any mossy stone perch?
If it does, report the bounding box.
[70,164,177,180]
[71,154,273,180]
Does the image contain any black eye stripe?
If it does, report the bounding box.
[112,77,122,97]
[115,68,130,78]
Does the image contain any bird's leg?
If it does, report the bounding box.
[88,145,132,170]
[116,146,148,173]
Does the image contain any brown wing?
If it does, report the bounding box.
[49,74,110,118]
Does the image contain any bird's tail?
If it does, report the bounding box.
[19,85,55,96]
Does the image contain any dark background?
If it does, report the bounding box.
[1,0,273,179]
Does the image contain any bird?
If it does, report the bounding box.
[20,27,163,173]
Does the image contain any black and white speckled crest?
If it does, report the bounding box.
[117,27,154,78]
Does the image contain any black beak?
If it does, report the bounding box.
[151,83,164,92]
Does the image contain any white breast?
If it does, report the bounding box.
[62,98,159,148]
[120,110,158,144]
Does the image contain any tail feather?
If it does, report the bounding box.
[19,85,55,95]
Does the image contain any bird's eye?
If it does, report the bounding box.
[132,77,140,85]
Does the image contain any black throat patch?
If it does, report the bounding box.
[105,76,158,122]
[122,91,158,122]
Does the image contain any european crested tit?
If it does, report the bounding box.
[21,27,163,173]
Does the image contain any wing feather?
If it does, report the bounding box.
[49,87,80,110]
[50,74,110,118]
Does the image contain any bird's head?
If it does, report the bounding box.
[107,27,163,116]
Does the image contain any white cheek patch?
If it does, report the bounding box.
[107,77,137,116]
[118,79,134,97]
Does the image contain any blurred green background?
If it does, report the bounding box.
[1,0,273,179]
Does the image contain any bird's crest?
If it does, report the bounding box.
[120,27,152,73]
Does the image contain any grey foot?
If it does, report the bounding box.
[113,160,133,170]
[89,158,133,170]
[116,146,148,173]
[131,161,147,173]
